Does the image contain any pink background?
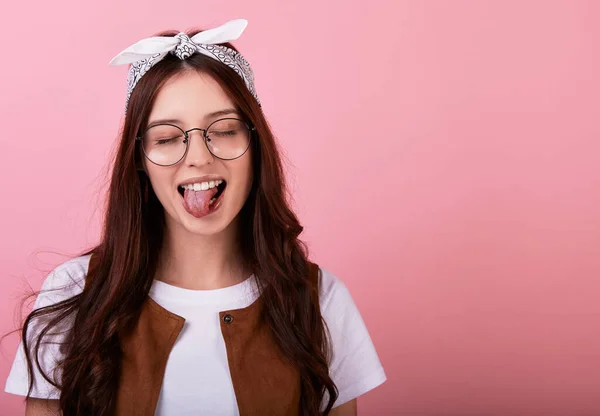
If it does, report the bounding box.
[1,1,599,415]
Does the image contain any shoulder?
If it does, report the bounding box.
[315,266,369,339]
[315,266,355,315]
[314,265,387,408]
[4,254,93,399]
[33,254,92,309]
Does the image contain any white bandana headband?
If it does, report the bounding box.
[108,18,260,111]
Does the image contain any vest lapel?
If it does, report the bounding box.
[219,295,301,416]
[115,295,185,415]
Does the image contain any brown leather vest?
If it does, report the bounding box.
[88,254,321,415]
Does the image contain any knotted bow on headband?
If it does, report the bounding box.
[109,18,260,110]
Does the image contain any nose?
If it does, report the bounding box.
[183,129,214,166]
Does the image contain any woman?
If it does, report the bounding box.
[4,19,386,415]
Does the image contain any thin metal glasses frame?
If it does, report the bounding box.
[135,117,256,166]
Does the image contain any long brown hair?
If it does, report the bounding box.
[17,28,338,415]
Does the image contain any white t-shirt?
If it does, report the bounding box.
[5,254,387,414]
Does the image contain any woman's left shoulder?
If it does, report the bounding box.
[315,266,353,312]
[314,266,375,331]
[314,266,388,409]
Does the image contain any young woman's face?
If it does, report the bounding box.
[141,71,253,235]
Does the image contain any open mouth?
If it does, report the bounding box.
[177,180,227,208]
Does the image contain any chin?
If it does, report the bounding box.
[181,211,229,234]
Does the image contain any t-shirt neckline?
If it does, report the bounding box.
[149,274,259,305]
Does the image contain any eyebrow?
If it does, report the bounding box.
[146,108,239,128]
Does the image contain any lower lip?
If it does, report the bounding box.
[179,187,226,219]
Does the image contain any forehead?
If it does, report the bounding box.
[148,71,235,124]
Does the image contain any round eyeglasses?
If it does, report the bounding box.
[135,118,255,166]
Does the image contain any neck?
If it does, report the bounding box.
[155,216,250,290]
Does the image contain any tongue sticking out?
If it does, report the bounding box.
[182,187,219,218]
